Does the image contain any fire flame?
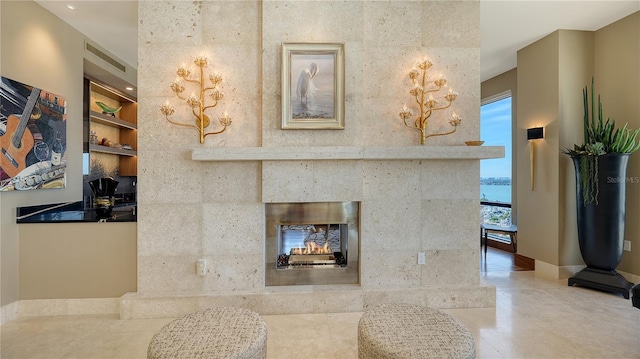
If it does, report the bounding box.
[292,240,332,255]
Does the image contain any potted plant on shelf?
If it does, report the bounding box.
[563,78,640,298]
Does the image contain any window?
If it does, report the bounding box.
[480,94,513,230]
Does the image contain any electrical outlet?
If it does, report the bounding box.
[418,252,426,265]
[623,240,631,252]
[196,259,208,276]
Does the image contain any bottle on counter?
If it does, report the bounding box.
[51,131,63,166]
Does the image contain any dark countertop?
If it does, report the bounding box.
[17,201,136,223]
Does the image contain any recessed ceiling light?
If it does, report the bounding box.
[125,87,134,91]
[66,4,75,10]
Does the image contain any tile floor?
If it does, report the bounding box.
[2,249,639,359]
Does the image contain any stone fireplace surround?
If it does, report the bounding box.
[120,146,502,319]
[130,0,492,321]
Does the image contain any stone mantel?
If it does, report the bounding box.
[192,146,504,161]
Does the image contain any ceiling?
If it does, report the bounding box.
[480,0,639,81]
[35,0,639,85]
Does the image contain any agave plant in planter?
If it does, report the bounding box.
[563,78,640,298]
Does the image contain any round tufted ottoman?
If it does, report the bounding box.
[358,303,476,359]
[147,307,267,359]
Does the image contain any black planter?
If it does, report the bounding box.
[568,154,634,298]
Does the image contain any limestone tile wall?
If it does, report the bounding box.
[261,1,480,148]
[262,160,364,202]
[261,1,366,147]
[135,0,485,311]
[137,0,263,295]
[359,160,480,289]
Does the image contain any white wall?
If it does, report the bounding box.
[1,1,139,320]
[595,12,640,276]
[1,1,85,310]
[515,12,640,277]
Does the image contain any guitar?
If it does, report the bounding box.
[1,87,42,177]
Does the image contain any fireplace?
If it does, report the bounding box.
[265,202,359,286]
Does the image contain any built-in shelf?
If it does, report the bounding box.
[90,144,137,156]
[191,146,505,161]
[88,80,138,176]
[90,111,137,130]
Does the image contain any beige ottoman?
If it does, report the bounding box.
[147,307,267,359]
[358,303,476,359]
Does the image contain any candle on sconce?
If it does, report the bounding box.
[177,64,190,79]
[418,57,433,70]
[220,110,232,126]
[426,94,437,109]
[195,56,208,67]
[160,100,175,116]
[410,84,421,96]
[433,75,447,87]
[449,112,462,127]
[445,89,458,102]
[186,93,200,108]
[399,104,413,121]
[210,72,223,84]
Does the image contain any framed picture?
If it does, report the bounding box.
[1,76,67,191]
[281,43,345,130]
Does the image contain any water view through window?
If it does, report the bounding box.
[480,96,513,229]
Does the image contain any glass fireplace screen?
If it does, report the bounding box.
[265,202,359,286]
[277,223,348,268]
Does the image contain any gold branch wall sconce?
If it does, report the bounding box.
[160,56,232,144]
[398,58,462,145]
[527,126,544,190]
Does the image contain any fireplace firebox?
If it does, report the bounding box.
[265,202,359,286]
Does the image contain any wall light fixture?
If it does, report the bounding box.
[527,126,544,190]
[160,57,231,144]
[398,58,462,145]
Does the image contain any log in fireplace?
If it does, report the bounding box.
[265,202,359,286]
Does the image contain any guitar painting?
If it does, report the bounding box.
[1,87,41,177]
[0,76,67,191]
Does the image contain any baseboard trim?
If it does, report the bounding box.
[534,260,639,283]
[535,260,585,279]
[1,301,19,325]
[514,253,535,270]
[17,298,119,318]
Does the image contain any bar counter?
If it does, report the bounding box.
[16,201,136,223]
